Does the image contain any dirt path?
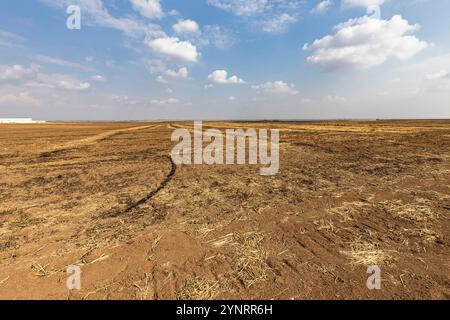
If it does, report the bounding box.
[38,124,160,157]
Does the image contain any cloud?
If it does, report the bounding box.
[35,55,92,71]
[252,81,299,95]
[208,70,245,84]
[143,59,166,74]
[395,54,450,94]
[326,95,347,103]
[207,0,301,33]
[0,64,40,82]
[165,67,188,79]
[173,19,200,34]
[1,64,90,92]
[54,80,91,91]
[0,92,41,106]
[0,64,91,92]
[27,73,92,91]
[153,66,189,83]
[156,75,168,84]
[342,0,386,8]
[144,59,189,85]
[40,0,165,38]
[425,70,449,81]
[112,95,139,105]
[91,75,106,81]
[151,98,180,105]
[304,15,427,71]
[168,9,180,16]
[130,0,164,19]
[0,29,26,48]
[311,1,334,14]
[188,25,236,51]
[207,0,268,16]
[201,25,235,50]
[261,13,297,33]
[146,37,199,62]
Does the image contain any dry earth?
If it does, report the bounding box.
[0,120,449,300]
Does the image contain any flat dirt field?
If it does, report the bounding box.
[0,121,449,300]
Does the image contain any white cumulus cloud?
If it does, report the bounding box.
[165,67,188,79]
[146,37,199,62]
[208,70,245,84]
[130,0,164,19]
[173,19,200,34]
[303,15,427,71]
[311,1,334,14]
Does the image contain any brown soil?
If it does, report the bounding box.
[0,120,449,300]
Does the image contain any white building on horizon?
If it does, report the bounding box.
[0,118,46,124]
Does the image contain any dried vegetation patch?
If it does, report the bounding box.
[177,277,220,300]
[380,200,437,222]
[231,232,271,288]
[341,240,394,266]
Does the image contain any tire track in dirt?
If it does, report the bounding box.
[108,155,177,217]
[33,123,177,218]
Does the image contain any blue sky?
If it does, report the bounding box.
[0,0,449,120]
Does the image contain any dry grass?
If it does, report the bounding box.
[313,219,336,233]
[408,227,441,243]
[203,231,271,288]
[329,202,370,222]
[83,282,116,300]
[381,200,436,222]
[231,231,270,288]
[341,240,394,266]
[194,220,230,239]
[31,262,53,277]
[1,120,449,299]
[151,234,162,251]
[0,276,9,287]
[177,277,220,300]
[207,233,234,247]
[134,273,152,300]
